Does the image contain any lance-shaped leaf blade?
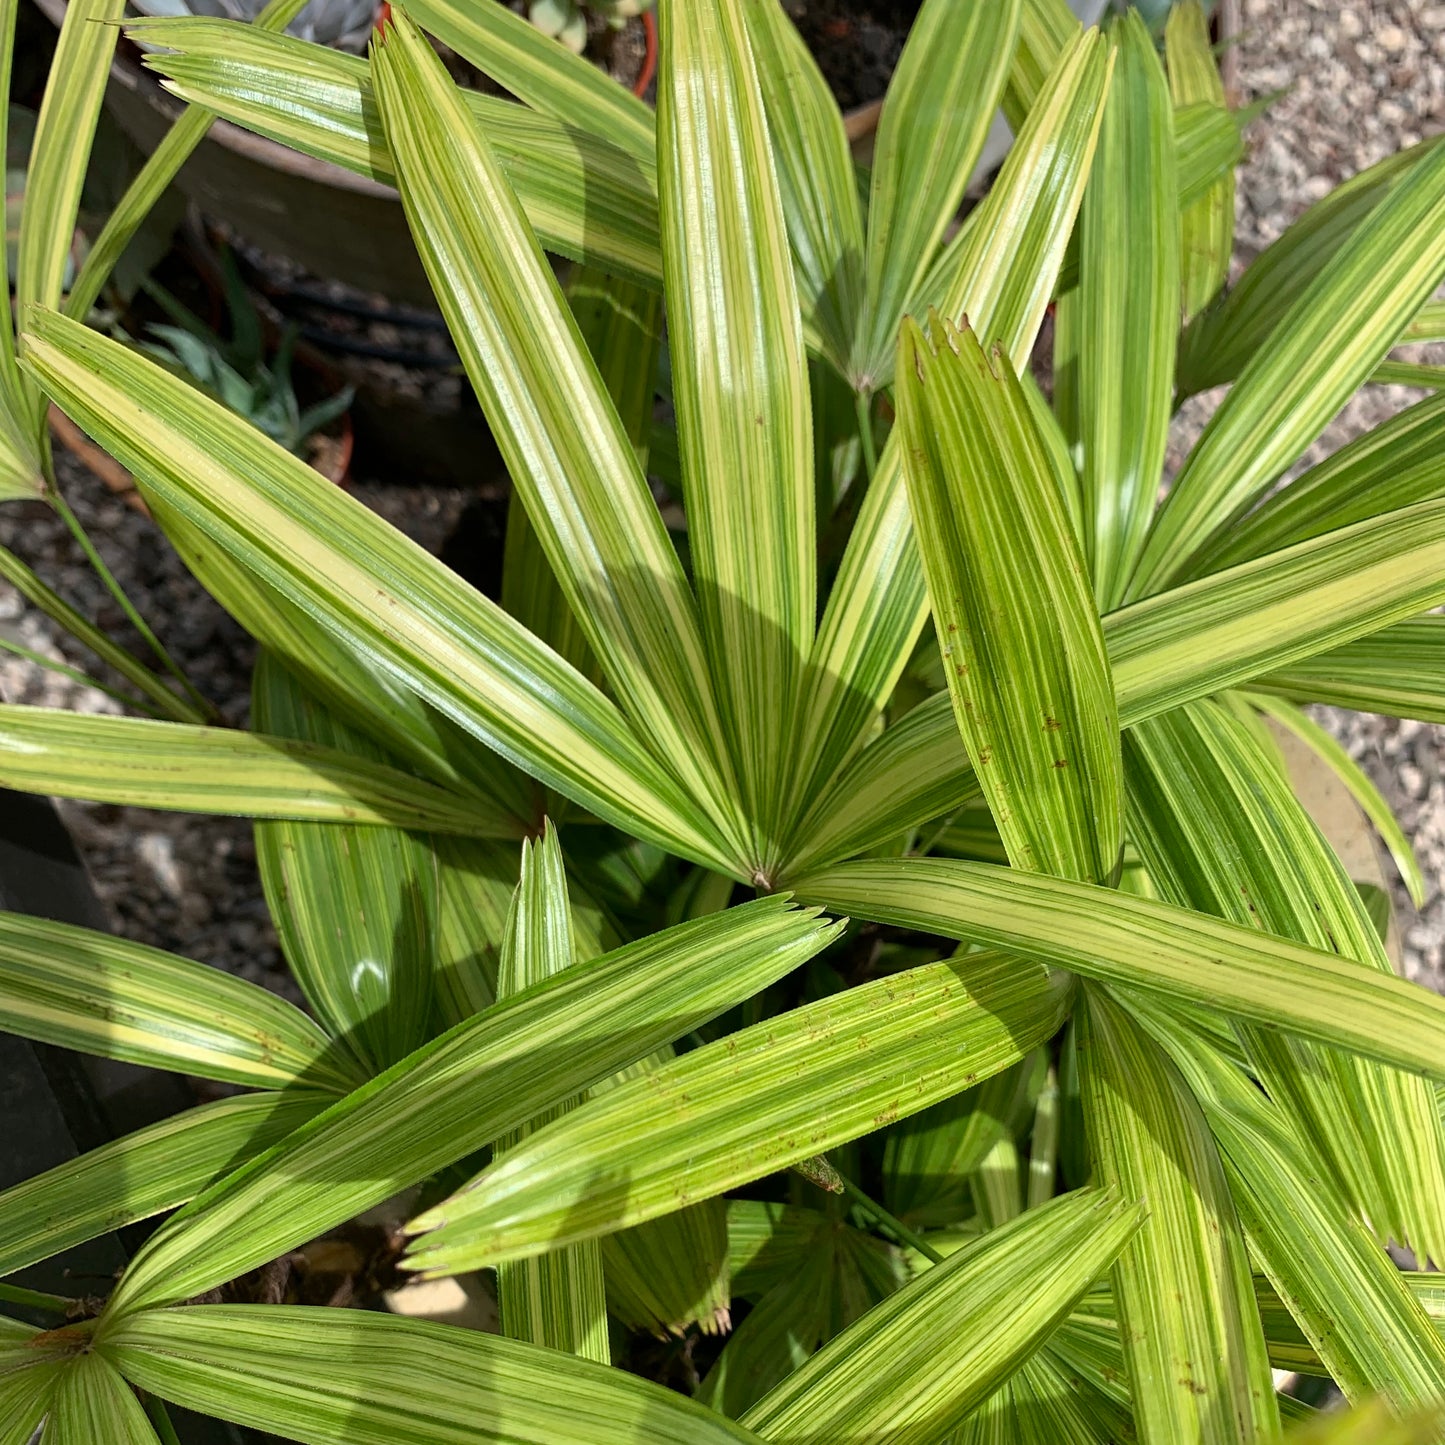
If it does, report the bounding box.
[1056,100,1242,299]
[738,1189,1142,1445]
[1189,391,1445,578]
[1003,0,1077,126]
[898,315,1121,883]
[63,0,314,324]
[792,857,1445,1080]
[1177,138,1441,398]
[0,912,359,1092]
[492,827,608,1364]
[854,0,1023,387]
[0,705,511,835]
[1166,1,1233,319]
[1107,498,1445,723]
[1257,616,1445,724]
[739,0,863,375]
[252,651,437,1075]
[1133,1001,1445,1411]
[491,268,661,826]
[1373,359,1445,389]
[103,897,842,1314]
[402,0,653,163]
[19,308,731,872]
[1133,132,1445,594]
[100,1306,765,1445]
[1078,9,1178,609]
[658,0,814,867]
[0,0,36,496]
[496,265,661,820]
[14,0,125,429]
[148,498,533,819]
[1124,700,1445,1266]
[786,30,1111,839]
[372,12,745,861]
[135,18,663,287]
[0,1090,327,1280]
[403,952,1070,1274]
[1174,99,1246,211]
[1077,984,1279,1445]
[905,31,1114,380]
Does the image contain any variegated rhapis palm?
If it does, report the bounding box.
[1,0,1444,1440]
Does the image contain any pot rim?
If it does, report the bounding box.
[31,0,399,201]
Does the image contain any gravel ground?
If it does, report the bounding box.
[0,467,463,997]
[1222,0,1445,988]
[2,1,1444,995]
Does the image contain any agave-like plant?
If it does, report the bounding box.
[1,0,1445,1440]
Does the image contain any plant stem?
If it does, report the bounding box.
[145,1396,184,1445]
[48,486,214,721]
[1027,1065,1061,1211]
[911,810,960,859]
[854,389,878,483]
[0,633,169,717]
[799,1165,946,1266]
[65,0,314,323]
[0,541,205,724]
[1218,0,1241,99]
[0,1281,75,1314]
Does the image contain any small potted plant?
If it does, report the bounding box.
[133,249,354,483]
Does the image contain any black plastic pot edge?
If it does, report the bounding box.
[0,788,255,1445]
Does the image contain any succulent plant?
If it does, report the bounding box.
[529,0,653,57]
[128,0,378,52]
[134,256,352,457]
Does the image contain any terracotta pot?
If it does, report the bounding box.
[31,0,435,305]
